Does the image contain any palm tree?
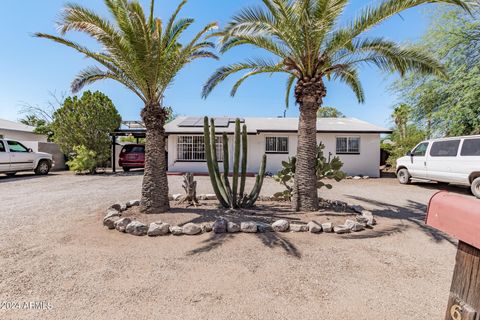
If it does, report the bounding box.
[36,0,218,213]
[392,104,412,140]
[202,0,469,212]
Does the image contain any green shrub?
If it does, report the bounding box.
[66,145,98,174]
[273,143,346,201]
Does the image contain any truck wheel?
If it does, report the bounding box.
[6,172,16,177]
[471,177,480,199]
[397,168,411,185]
[35,160,51,175]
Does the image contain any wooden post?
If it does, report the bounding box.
[444,241,480,320]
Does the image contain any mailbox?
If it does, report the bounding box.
[426,191,480,320]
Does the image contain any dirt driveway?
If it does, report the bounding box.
[0,171,471,319]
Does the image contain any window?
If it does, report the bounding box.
[122,145,145,153]
[177,136,223,161]
[336,137,360,154]
[412,142,429,157]
[430,140,460,157]
[0,141,5,152]
[7,141,28,153]
[461,138,480,156]
[265,137,289,153]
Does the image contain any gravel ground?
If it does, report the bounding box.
[0,171,471,320]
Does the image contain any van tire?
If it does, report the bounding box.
[35,160,51,175]
[471,177,480,199]
[397,168,411,185]
[6,172,16,177]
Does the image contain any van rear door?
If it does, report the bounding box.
[0,141,10,172]
[427,139,461,183]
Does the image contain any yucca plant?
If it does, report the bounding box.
[36,0,218,213]
[202,0,469,211]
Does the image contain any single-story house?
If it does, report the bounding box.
[0,118,48,146]
[163,117,391,178]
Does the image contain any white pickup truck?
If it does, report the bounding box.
[396,135,480,198]
[0,139,53,176]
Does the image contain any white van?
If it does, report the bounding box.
[396,135,480,198]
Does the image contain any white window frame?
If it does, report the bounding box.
[176,135,223,162]
[265,136,289,154]
[336,136,360,154]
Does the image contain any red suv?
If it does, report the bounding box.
[119,144,145,172]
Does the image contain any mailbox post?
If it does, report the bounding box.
[426,192,480,320]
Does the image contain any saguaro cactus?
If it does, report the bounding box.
[204,117,266,208]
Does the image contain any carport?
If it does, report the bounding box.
[110,121,146,173]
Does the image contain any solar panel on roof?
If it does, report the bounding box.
[214,117,230,127]
[178,117,202,127]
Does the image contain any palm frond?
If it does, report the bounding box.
[285,74,296,109]
[331,66,365,103]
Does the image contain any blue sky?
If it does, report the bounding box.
[0,0,439,128]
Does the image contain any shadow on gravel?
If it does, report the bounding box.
[0,173,60,183]
[345,195,456,245]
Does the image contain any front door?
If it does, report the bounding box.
[0,141,10,172]
[7,141,35,171]
[408,142,429,179]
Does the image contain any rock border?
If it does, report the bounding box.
[102,201,376,237]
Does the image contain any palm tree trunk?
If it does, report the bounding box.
[292,95,320,212]
[140,103,170,213]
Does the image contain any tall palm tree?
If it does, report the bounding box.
[36,0,218,213]
[202,0,469,212]
[392,104,412,140]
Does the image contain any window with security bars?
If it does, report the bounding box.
[177,136,223,161]
[265,137,289,153]
[336,137,360,154]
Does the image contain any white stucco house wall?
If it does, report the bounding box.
[0,118,48,151]
[164,117,391,178]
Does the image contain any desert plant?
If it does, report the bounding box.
[274,143,346,203]
[202,0,470,212]
[36,0,218,213]
[66,145,98,174]
[204,117,266,209]
[178,173,199,207]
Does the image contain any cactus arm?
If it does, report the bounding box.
[231,119,241,206]
[210,119,231,207]
[222,133,233,205]
[239,123,248,201]
[204,117,230,208]
[245,154,267,207]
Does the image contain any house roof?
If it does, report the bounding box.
[165,117,392,134]
[0,118,36,133]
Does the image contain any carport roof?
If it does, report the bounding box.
[0,118,36,133]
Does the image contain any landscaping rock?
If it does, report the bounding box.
[109,203,122,211]
[350,222,365,232]
[201,222,213,233]
[257,222,273,233]
[147,222,170,236]
[321,222,333,233]
[350,205,364,214]
[334,225,351,234]
[290,224,308,232]
[104,209,121,221]
[212,218,228,234]
[114,218,132,232]
[344,219,356,229]
[363,176,370,179]
[120,204,127,212]
[272,219,290,232]
[182,223,202,235]
[356,215,369,223]
[227,222,240,233]
[353,176,362,180]
[172,194,182,201]
[103,217,118,230]
[361,210,377,225]
[206,194,217,200]
[126,200,140,208]
[126,221,148,236]
[198,194,207,200]
[240,221,258,233]
[307,221,322,233]
[169,226,183,236]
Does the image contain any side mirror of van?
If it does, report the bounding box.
[406,151,413,157]
[28,148,33,153]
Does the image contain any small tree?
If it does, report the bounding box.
[274,143,346,203]
[51,91,121,167]
[317,107,345,118]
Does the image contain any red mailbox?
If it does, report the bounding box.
[426,191,480,320]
